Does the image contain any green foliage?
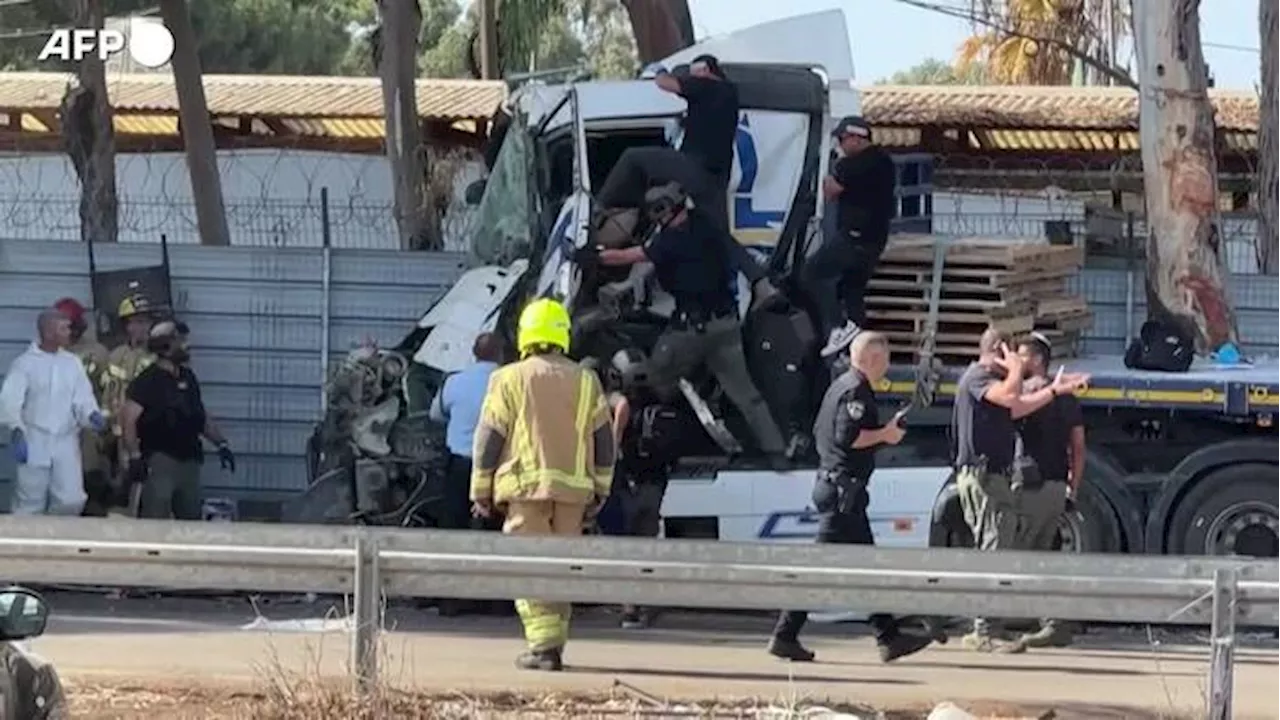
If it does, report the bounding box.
[0,0,636,79]
[879,58,985,85]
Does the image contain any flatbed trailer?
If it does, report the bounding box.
[879,356,1280,419]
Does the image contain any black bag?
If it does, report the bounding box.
[1124,320,1195,373]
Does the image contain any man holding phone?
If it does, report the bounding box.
[951,328,1089,652]
[767,331,935,664]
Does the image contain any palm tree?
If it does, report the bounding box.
[957,0,1132,86]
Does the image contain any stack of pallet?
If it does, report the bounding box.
[864,236,1092,365]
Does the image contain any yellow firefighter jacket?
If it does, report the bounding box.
[68,337,110,472]
[104,344,155,435]
[470,354,615,505]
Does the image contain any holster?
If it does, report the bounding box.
[814,471,868,516]
[1009,455,1045,491]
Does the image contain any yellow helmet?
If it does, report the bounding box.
[517,298,571,356]
[118,294,152,320]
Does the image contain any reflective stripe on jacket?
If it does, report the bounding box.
[471,354,614,505]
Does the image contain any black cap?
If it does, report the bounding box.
[832,115,872,140]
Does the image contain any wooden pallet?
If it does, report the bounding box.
[866,309,1036,337]
[882,236,1085,272]
[867,275,1068,303]
[888,330,1083,365]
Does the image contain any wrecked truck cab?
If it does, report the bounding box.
[410,64,834,466]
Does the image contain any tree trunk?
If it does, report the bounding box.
[621,0,694,64]
[1258,0,1278,274]
[159,0,230,246]
[58,0,118,245]
[377,0,437,250]
[1132,0,1237,351]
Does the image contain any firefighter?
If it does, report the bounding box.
[52,297,112,516]
[470,298,616,672]
[104,294,157,510]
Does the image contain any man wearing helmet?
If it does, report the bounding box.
[103,293,158,511]
[470,298,616,672]
[118,320,236,520]
[598,182,788,460]
[53,297,113,516]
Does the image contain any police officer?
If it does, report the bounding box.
[805,116,898,358]
[767,331,934,663]
[597,183,788,459]
[1009,332,1086,651]
[53,297,113,516]
[952,328,1088,652]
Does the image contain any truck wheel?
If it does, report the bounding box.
[1058,482,1124,553]
[1167,463,1280,558]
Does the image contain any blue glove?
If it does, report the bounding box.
[10,429,27,464]
[88,411,107,432]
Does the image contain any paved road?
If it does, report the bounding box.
[27,591,1280,718]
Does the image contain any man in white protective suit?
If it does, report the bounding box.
[0,308,106,515]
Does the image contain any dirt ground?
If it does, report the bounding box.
[63,678,1182,720]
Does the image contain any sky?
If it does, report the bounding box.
[689,0,1263,90]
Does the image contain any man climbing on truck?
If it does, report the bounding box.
[598,183,791,461]
[805,116,897,358]
[652,53,738,231]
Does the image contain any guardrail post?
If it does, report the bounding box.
[1206,567,1237,719]
[351,532,380,694]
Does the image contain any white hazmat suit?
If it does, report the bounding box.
[0,342,102,515]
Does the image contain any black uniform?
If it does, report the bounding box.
[771,369,900,645]
[642,216,786,455]
[674,74,740,231]
[803,144,897,335]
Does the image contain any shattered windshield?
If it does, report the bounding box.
[469,118,535,267]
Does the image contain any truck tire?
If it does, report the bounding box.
[929,482,1122,553]
[1065,481,1124,553]
[1166,463,1280,558]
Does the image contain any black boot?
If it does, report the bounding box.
[515,648,564,671]
[876,631,933,663]
[767,636,816,662]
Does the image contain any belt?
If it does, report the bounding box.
[672,307,735,328]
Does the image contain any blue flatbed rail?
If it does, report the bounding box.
[880,354,1279,418]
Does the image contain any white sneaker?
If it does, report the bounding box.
[820,321,861,358]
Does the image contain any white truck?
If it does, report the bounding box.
[406,12,1278,562]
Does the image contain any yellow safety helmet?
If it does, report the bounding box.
[118,294,152,320]
[517,298,571,356]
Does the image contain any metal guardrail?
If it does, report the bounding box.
[1,517,1275,717]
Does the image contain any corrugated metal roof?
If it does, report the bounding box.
[0,72,505,121]
[861,85,1258,132]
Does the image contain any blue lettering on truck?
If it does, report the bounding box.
[733,114,786,235]
[757,510,821,539]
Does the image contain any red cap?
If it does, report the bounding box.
[53,297,87,324]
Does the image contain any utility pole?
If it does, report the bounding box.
[1132,0,1238,351]
[377,0,434,249]
[478,0,499,80]
[159,0,230,246]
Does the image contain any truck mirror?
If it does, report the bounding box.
[465,179,487,206]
